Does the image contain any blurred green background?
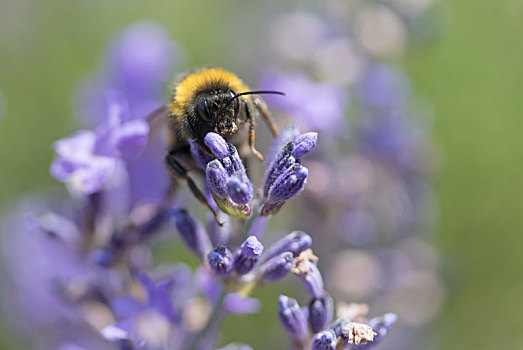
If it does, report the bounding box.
[1,0,522,349]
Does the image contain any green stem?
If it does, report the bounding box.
[240,207,260,243]
[188,287,227,350]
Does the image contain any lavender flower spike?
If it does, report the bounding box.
[207,245,234,276]
[259,252,294,282]
[172,209,212,260]
[234,236,264,275]
[204,133,253,217]
[261,129,317,216]
[278,295,308,342]
[312,330,337,350]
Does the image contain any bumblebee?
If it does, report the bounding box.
[153,67,284,218]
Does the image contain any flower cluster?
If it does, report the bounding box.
[0,9,443,348]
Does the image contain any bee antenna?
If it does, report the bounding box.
[228,90,285,105]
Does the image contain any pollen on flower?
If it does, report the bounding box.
[342,322,377,344]
[291,249,318,275]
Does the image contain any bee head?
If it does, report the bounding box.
[192,89,240,139]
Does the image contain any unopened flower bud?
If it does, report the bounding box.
[204,132,229,158]
[267,164,308,204]
[277,295,308,341]
[259,252,293,282]
[227,172,253,205]
[206,160,229,198]
[308,294,333,333]
[207,245,234,276]
[311,330,337,350]
[234,236,264,275]
[292,132,318,158]
[172,209,211,260]
[263,231,312,262]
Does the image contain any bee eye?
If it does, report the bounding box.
[232,97,240,117]
[227,90,240,117]
[196,97,212,122]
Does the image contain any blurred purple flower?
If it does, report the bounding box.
[77,21,178,127]
[51,92,148,195]
[260,71,348,135]
[357,64,409,110]
[102,272,178,346]
[223,293,261,314]
[1,205,112,341]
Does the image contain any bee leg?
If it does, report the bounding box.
[244,100,264,161]
[165,151,223,226]
[252,96,279,137]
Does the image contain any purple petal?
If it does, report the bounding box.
[53,130,96,158]
[111,297,146,319]
[223,293,261,314]
[68,156,116,194]
[114,119,149,159]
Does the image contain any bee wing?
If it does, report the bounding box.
[146,105,169,123]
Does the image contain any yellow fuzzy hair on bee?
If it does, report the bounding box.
[169,68,249,118]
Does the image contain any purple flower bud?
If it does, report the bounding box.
[264,143,296,196]
[267,164,308,203]
[172,209,211,260]
[292,132,318,158]
[207,245,234,276]
[206,160,229,198]
[259,252,294,282]
[263,231,312,262]
[301,264,324,298]
[309,294,333,333]
[311,330,337,350]
[234,236,264,275]
[227,172,253,205]
[278,295,308,341]
[205,132,230,158]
